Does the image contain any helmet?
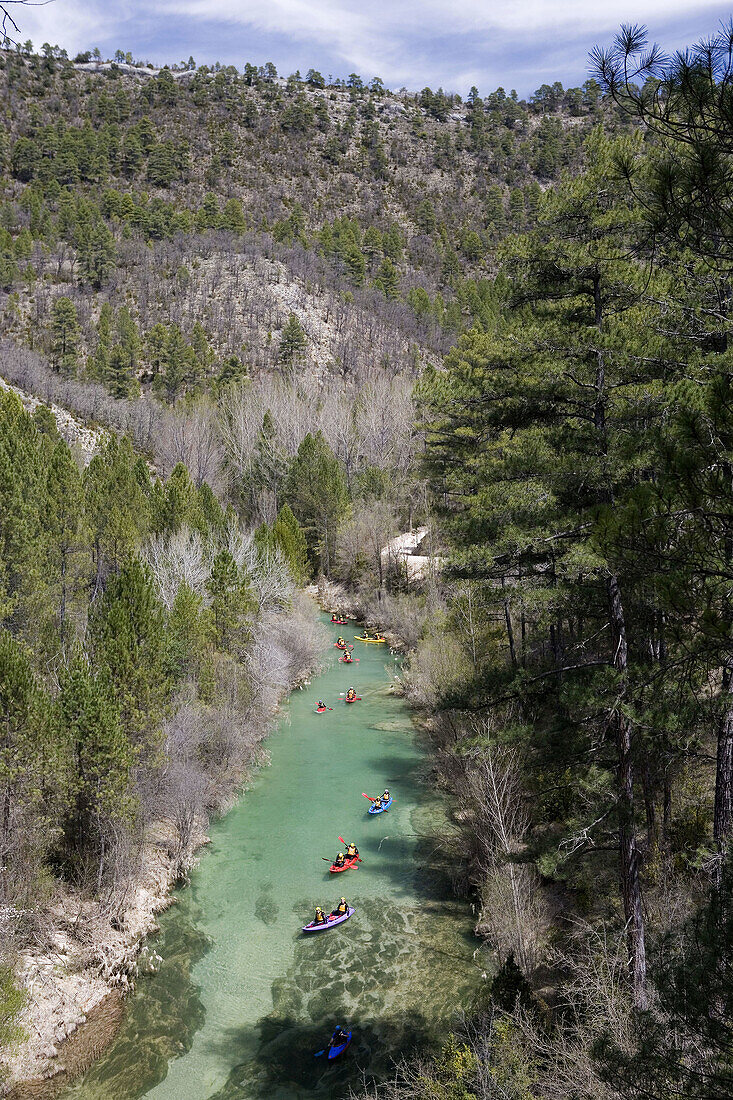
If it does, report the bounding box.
[384,789,390,796]
[337,852,343,858]
[340,897,346,903]
[316,905,323,912]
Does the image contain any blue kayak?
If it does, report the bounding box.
[327,1028,352,1060]
[368,798,393,815]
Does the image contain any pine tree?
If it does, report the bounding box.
[84,435,150,592]
[206,549,254,653]
[0,629,65,906]
[90,558,169,751]
[277,313,307,367]
[50,296,80,375]
[221,197,246,233]
[284,431,349,574]
[58,654,135,882]
[77,221,115,288]
[422,129,681,1008]
[373,257,399,298]
[166,581,212,682]
[273,503,310,584]
[45,441,86,643]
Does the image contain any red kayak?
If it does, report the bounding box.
[334,643,353,650]
[344,695,361,704]
[339,656,359,663]
[329,855,359,873]
[316,706,327,713]
[331,618,348,625]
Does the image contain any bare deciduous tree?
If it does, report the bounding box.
[461,737,549,976]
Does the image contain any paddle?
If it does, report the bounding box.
[314,1049,326,1058]
[361,792,376,800]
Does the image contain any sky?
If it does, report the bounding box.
[11,0,733,96]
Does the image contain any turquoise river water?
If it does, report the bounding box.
[63,616,482,1099]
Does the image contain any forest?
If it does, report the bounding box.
[1,15,733,1100]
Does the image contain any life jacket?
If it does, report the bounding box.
[346,844,357,857]
[314,909,326,924]
[347,691,356,699]
[336,901,348,914]
[373,799,382,809]
[335,853,345,866]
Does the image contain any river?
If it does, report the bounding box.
[63,616,482,1099]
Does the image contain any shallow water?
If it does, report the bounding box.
[63,617,481,1099]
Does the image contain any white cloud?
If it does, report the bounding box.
[9,0,732,90]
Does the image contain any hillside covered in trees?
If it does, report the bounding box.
[3,17,733,1100]
[0,42,625,390]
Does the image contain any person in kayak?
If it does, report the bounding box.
[337,636,346,648]
[330,1025,350,1050]
[342,652,353,663]
[346,687,357,701]
[345,842,358,859]
[331,897,349,916]
[331,614,339,623]
[382,789,390,803]
[317,700,326,710]
[313,906,327,925]
[334,852,345,868]
[372,796,382,810]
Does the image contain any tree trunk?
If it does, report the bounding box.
[609,572,647,1008]
[503,600,517,670]
[714,663,733,845]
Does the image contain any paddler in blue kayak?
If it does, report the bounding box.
[372,795,382,810]
[331,897,348,916]
[382,789,390,803]
[330,1025,350,1051]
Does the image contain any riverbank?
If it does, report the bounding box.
[3,821,210,1097]
[3,817,209,1097]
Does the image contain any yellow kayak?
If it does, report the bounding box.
[354,635,386,644]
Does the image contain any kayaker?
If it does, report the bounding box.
[331,897,349,916]
[337,636,346,648]
[313,906,327,925]
[334,852,345,868]
[342,652,353,663]
[346,687,357,701]
[330,1025,350,1049]
[317,700,326,710]
[346,842,358,859]
[331,614,339,623]
[382,789,390,803]
[373,796,382,810]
